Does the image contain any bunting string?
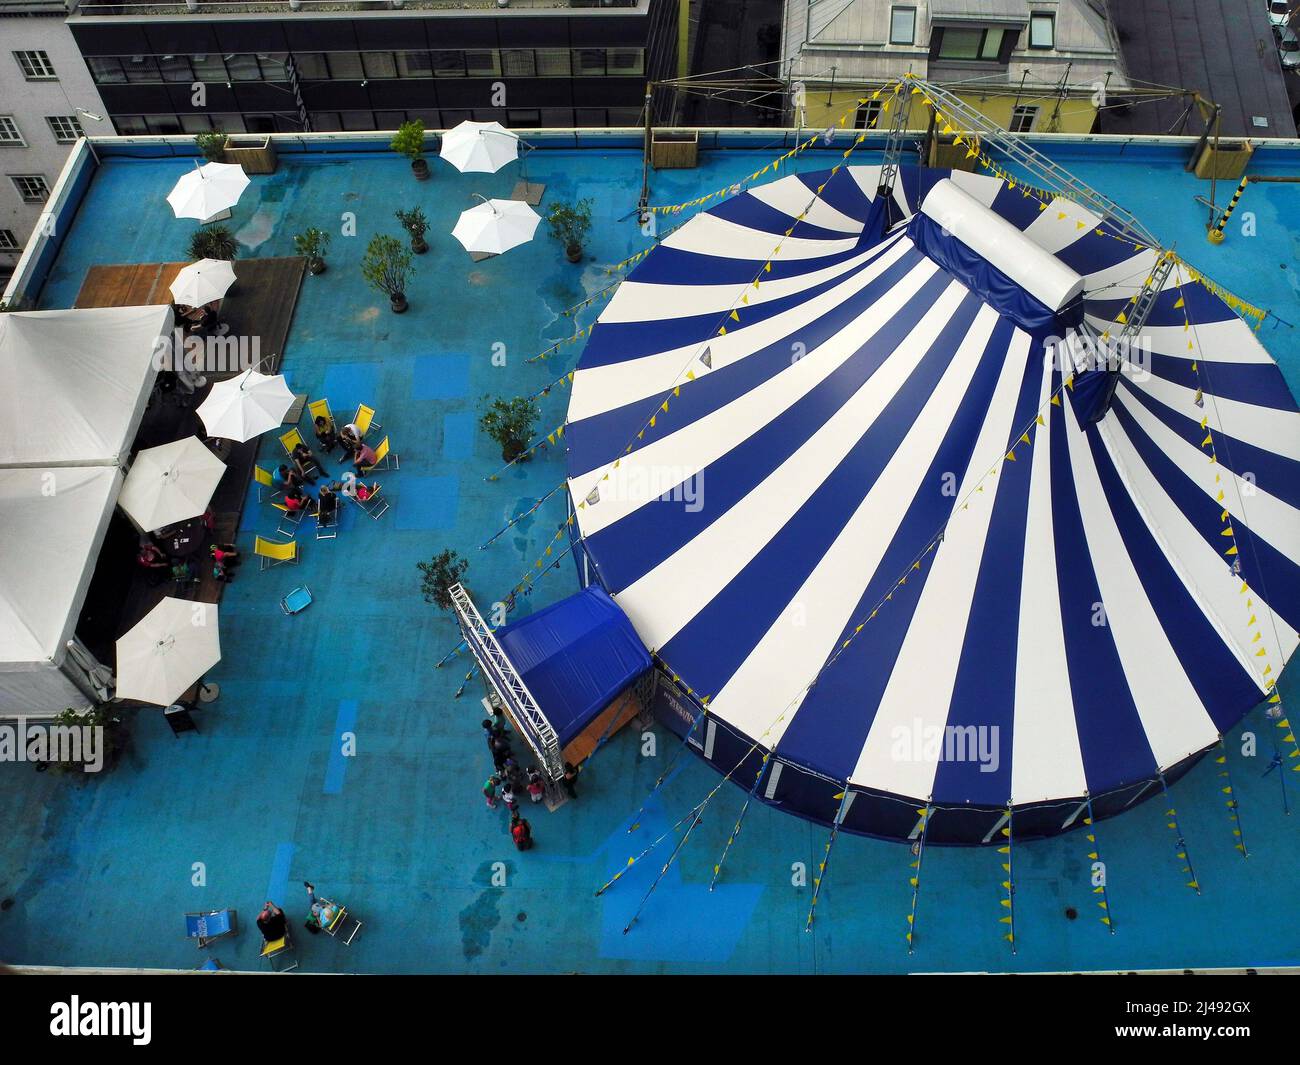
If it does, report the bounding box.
[484,423,566,481]
[1160,774,1201,895]
[1215,741,1249,859]
[998,810,1016,953]
[595,799,707,896]
[709,754,769,891]
[479,482,568,549]
[805,789,852,931]
[905,804,930,954]
[1084,797,1116,934]
[627,700,708,833]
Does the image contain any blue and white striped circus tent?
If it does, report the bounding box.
[563,164,1300,844]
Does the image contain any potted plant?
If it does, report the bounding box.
[188,224,237,261]
[47,705,126,776]
[195,130,228,163]
[547,198,593,263]
[417,549,469,611]
[395,207,430,254]
[479,395,540,463]
[361,233,414,313]
[294,227,331,275]
[391,119,429,181]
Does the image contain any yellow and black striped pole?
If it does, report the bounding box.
[1207,175,1249,244]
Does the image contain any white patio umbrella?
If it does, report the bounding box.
[169,258,236,306]
[196,368,295,442]
[166,161,250,221]
[116,598,221,707]
[452,198,541,256]
[119,436,226,533]
[439,120,519,174]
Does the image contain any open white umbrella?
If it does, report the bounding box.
[119,436,226,533]
[116,598,221,706]
[440,120,519,174]
[196,368,295,442]
[169,258,236,306]
[166,161,250,221]
[452,198,541,256]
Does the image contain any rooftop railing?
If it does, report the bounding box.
[71,0,639,15]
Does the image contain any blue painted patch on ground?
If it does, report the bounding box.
[442,412,476,460]
[414,354,471,401]
[322,363,382,413]
[324,700,359,795]
[393,475,459,530]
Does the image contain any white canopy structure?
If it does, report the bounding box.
[0,466,123,715]
[0,305,174,468]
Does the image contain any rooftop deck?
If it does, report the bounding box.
[1,133,1298,973]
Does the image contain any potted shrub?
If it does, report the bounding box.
[294,227,331,275]
[46,705,126,776]
[395,207,430,254]
[195,130,229,163]
[417,549,468,611]
[188,224,236,261]
[479,395,540,463]
[547,198,593,263]
[361,233,414,313]
[391,120,429,181]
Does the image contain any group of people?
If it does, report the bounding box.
[255,881,343,947]
[134,507,241,589]
[272,416,381,520]
[479,708,582,852]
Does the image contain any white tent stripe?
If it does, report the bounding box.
[1130,371,1300,462]
[744,174,865,234]
[661,212,859,261]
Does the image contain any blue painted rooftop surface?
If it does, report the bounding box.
[1,138,1298,973]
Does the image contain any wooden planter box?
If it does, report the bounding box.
[652,130,699,170]
[928,136,977,172]
[1193,140,1253,181]
[224,136,278,175]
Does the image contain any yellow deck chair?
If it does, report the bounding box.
[254,464,281,503]
[259,934,298,972]
[307,398,334,430]
[359,435,398,474]
[353,403,381,436]
[279,427,321,476]
[255,536,299,570]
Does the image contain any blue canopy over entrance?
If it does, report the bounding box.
[496,586,651,747]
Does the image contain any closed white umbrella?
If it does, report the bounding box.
[166,161,250,221]
[196,368,295,442]
[452,198,541,256]
[119,436,226,533]
[439,120,519,174]
[169,258,236,306]
[116,598,221,706]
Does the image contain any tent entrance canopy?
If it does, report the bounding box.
[450,584,651,778]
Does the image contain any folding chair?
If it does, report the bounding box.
[271,501,309,539]
[255,535,299,570]
[254,464,283,503]
[280,585,313,615]
[359,436,398,474]
[353,403,382,436]
[315,503,339,540]
[319,900,363,946]
[260,933,299,973]
[279,428,322,477]
[307,399,338,454]
[347,483,389,520]
[185,909,237,949]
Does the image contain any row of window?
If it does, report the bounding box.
[0,114,85,147]
[112,105,647,136]
[86,47,646,86]
[857,100,1040,131]
[887,6,1056,50]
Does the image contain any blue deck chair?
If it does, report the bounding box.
[280,585,313,616]
[185,908,237,948]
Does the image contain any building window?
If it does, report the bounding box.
[889,6,917,45]
[46,116,83,143]
[0,116,25,146]
[14,50,56,80]
[1029,13,1055,49]
[574,49,606,76]
[0,229,18,251]
[854,100,882,129]
[607,48,644,75]
[465,50,501,77]
[935,26,1005,61]
[1010,104,1038,132]
[396,51,433,78]
[10,174,50,202]
[432,50,466,77]
[502,49,536,78]
[536,49,572,77]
